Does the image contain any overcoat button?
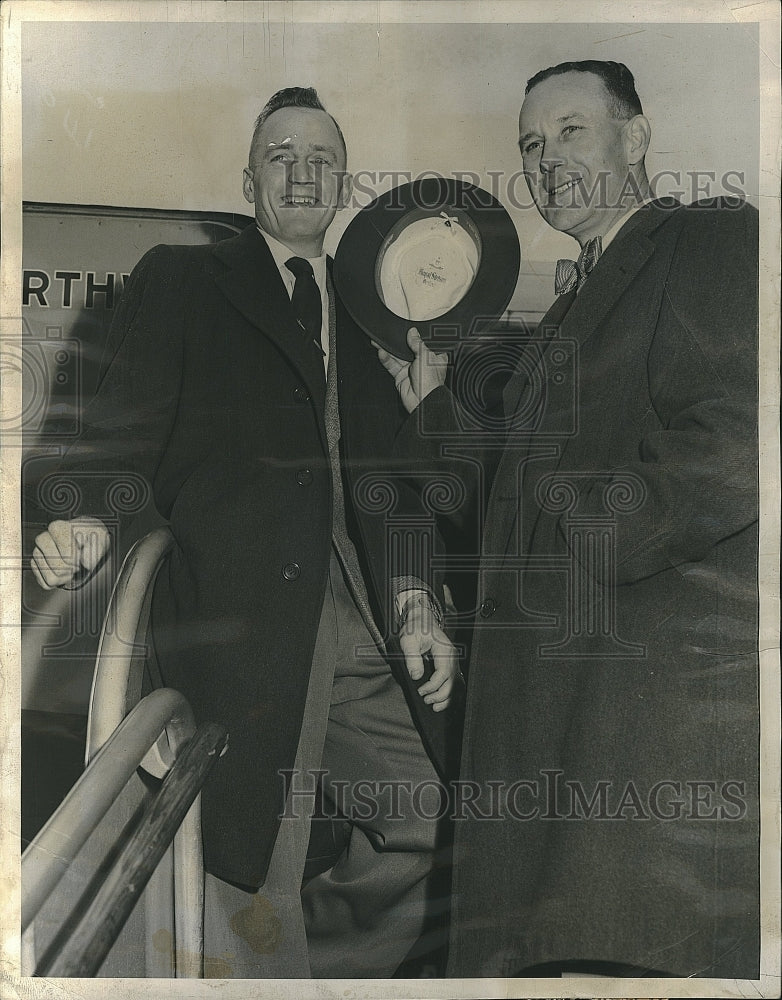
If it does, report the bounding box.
[296,469,313,486]
[282,562,301,580]
[293,386,310,403]
[479,598,496,618]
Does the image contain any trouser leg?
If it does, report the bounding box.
[301,556,448,978]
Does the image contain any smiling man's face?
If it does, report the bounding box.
[518,71,636,245]
[243,106,351,258]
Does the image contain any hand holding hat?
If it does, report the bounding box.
[375,327,448,414]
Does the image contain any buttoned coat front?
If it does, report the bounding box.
[38,224,457,889]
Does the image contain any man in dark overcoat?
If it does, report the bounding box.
[30,87,461,978]
[379,60,759,980]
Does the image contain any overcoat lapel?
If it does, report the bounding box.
[538,201,678,478]
[211,225,328,414]
[501,288,576,420]
[484,289,577,562]
[489,201,679,562]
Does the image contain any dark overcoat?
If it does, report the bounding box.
[403,199,760,978]
[38,224,456,889]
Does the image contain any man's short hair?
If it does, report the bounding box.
[525,60,643,120]
[249,86,347,164]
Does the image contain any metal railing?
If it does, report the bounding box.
[86,525,175,761]
[22,526,224,978]
[22,688,226,977]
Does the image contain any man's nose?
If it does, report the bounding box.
[288,159,314,184]
[540,150,565,175]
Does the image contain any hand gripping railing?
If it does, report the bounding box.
[21,688,227,978]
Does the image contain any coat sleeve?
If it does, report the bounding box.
[566,200,759,585]
[390,382,496,549]
[32,244,185,527]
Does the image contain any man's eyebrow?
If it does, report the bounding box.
[519,112,588,146]
[263,140,337,155]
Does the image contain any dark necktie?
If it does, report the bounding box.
[285,256,325,359]
[554,235,603,295]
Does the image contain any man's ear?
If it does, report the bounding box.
[242,167,255,205]
[338,171,354,210]
[624,114,651,166]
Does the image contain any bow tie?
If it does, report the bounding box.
[554,236,603,295]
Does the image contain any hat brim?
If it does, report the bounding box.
[334,178,520,361]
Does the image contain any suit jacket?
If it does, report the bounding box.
[400,199,760,978]
[35,224,459,888]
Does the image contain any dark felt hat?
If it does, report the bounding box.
[334,177,520,360]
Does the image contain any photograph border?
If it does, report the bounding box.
[2,3,779,998]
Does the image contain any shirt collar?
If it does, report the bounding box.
[256,224,328,294]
